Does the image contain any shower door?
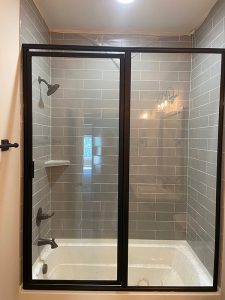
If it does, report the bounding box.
[128,51,222,288]
[23,49,125,285]
[24,45,224,291]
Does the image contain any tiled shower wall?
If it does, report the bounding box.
[50,55,120,238]
[50,33,192,239]
[187,0,225,276]
[20,0,51,263]
[20,0,194,258]
[187,53,220,275]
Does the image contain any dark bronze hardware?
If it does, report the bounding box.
[36,207,55,227]
[42,263,48,274]
[0,139,19,151]
[37,238,58,249]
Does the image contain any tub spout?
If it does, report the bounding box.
[37,238,58,249]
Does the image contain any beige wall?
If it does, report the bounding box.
[0,0,21,300]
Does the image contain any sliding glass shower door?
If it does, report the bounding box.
[24,45,223,291]
[128,52,221,287]
[29,53,124,282]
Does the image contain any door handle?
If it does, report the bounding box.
[0,139,19,151]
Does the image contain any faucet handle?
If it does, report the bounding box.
[36,208,55,227]
[47,212,55,218]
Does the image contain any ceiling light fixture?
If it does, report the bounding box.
[117,0,136,4]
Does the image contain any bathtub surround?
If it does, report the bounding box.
[48,32,220,277]
[50,33,192,241]
[19,0,193,246]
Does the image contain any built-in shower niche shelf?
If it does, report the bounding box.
[44,160,70,168]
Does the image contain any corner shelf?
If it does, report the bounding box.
[44,160,70,168]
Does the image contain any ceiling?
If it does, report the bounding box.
[34,0,218,35]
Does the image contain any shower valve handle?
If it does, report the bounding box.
[0,139,19,151]
[41,212,55,220]
[36,208,55,226]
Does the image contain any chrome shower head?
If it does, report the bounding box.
[38,76,60,96]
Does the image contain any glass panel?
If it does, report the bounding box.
[31,56,120,281]
[128,52,221,287]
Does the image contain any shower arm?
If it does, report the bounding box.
[38,76,49,87]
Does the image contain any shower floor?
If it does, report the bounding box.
[33,239,212,286]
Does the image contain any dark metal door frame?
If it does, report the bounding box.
[23,48,127,289]
[23,44,225,292]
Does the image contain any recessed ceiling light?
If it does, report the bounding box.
[117,0,136,4]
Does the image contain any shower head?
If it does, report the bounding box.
[38,76,60,96]
[47,83,60,96]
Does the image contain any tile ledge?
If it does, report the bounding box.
[44,160,71,167]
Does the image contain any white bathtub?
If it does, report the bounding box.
[33,239,212,286]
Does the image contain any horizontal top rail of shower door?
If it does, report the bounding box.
[23,43,225,54]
